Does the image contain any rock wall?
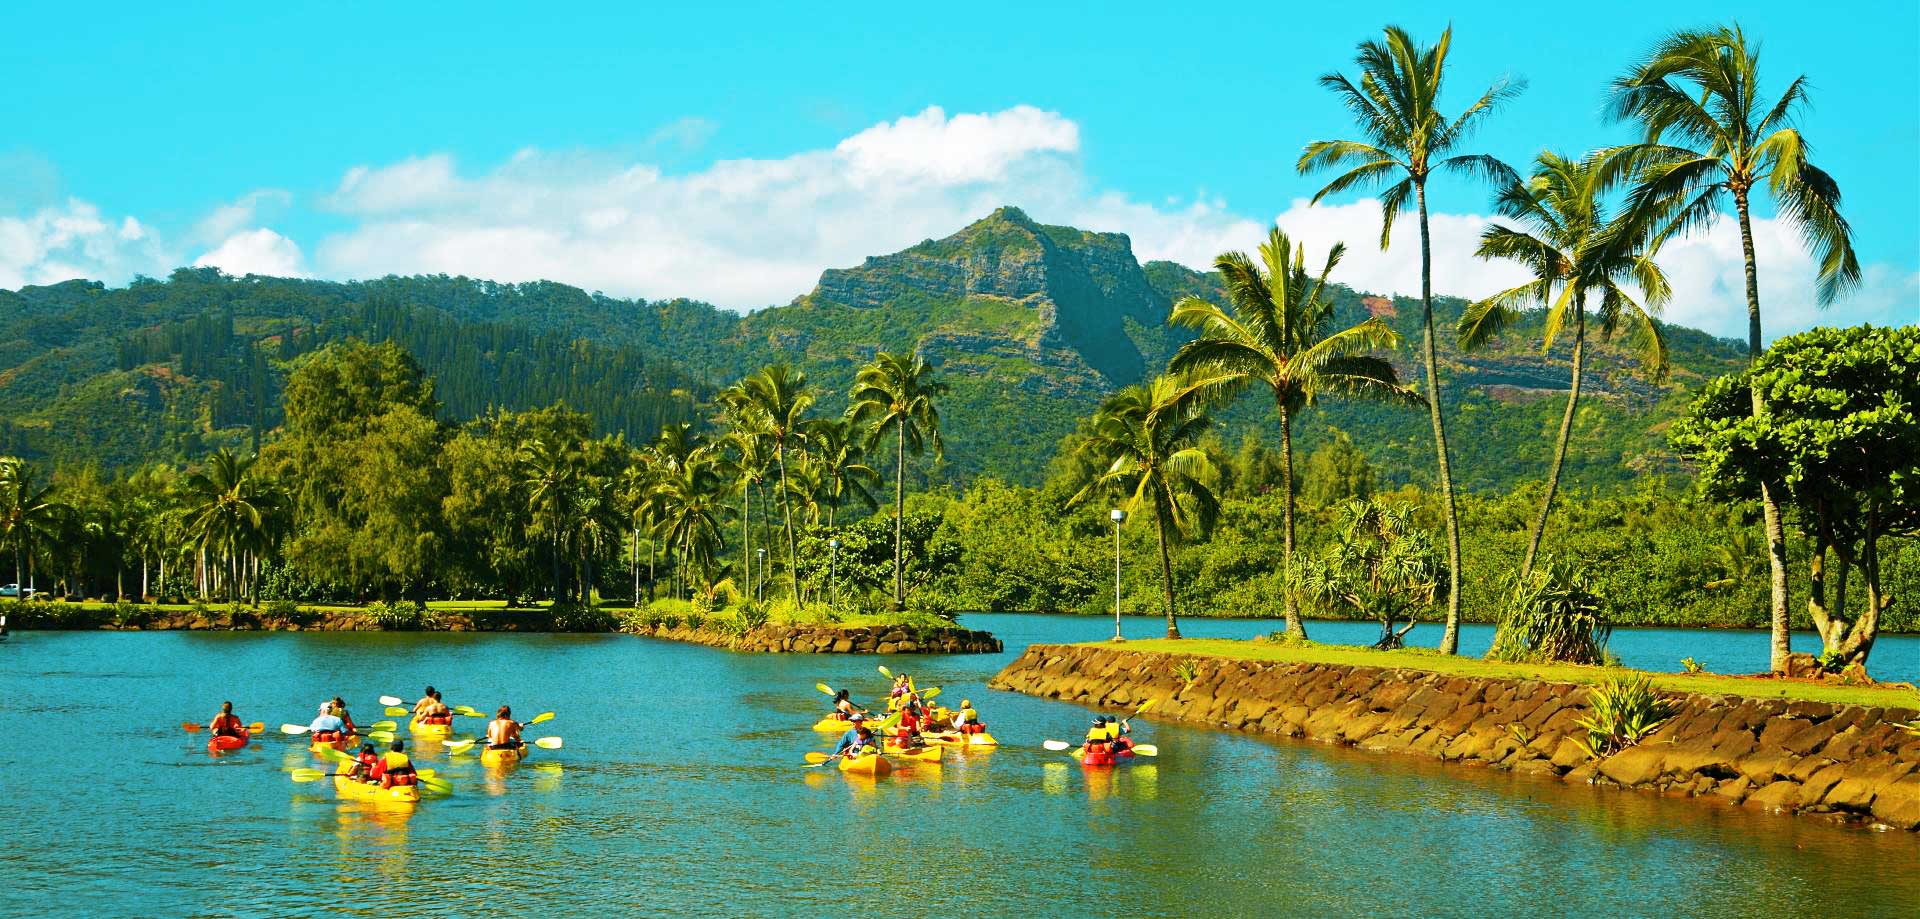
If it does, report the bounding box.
[629,622,1002,655]
[990,644,1920,831]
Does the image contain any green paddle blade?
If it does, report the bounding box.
[524,711,555,727]
[1132,744,1159,757]
[804,751,832,764]
[366,730,395,743]
[289,768,330,783]
[815,683,834,696]
[383,706,409,717]
[316,746,356,764]
[444,740,475,755]
[877,665,892,679]
[1136,699,1157,714]
[365,720,397,732]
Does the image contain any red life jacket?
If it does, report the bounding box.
[313,730,343,742]
[211,713,243,736]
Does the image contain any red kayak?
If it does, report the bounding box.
[207,730,250,754]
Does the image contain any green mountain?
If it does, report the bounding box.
[0,207,1747,489]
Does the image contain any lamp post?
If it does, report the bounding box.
[1109,508,1127,642]
[828,538,840,608]
[756,548,766,601]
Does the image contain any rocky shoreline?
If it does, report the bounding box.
[990,643,1920,831]
[629,621,1003,654]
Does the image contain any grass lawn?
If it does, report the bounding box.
[1106,638,1920,710]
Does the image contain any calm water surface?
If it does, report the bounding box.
[2,616,1915,918]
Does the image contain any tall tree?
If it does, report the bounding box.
[181,449,281,602]
[1169,227,1412,640]
[0,458,61,597]
[1299,24,1523,654]
[651,456,727,597]
[847,352,946,611]
[1069,376,1222,639]
[801,417,881,528]
[1458,151,1671,580]
[1609,24,1860,673]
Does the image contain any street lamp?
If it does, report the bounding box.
[828,538,840,608]
[756,548,766,600]
[1109,508,1127,642]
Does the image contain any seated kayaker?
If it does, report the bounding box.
[309,703,348,743]
[370,740,418,788]
[836,724,876,758]
[209,702,245,738]
[832,690,866,722]
[345,743,379,782]
[953,700,987,734]
[413,687,452,725]
[330,697,357,736]
[486,706,524,750]
[887,675,913,711]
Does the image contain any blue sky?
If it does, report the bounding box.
[3,1,1914,337]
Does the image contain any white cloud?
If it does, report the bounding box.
[0,198,174,290]
[193,189,293,244]
[193,228,308,277]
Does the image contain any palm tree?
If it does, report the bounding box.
[651,456,727,597]
[181,449,278,603]
[1070,376,1221,639]
[846,351,946,611]
[1169,227,1413,641]
[1607,24,1860,673]
[520,437,586,602]
[619,459,663,604]
[713,410,773,601]
[802,417,881,528]
[0,457,62,598]
[736,365,814,600]
[1458,151,1671,581]
[1298,24,1523,655]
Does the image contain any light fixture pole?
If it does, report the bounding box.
[828,538,840,608]
[1109,508,1127,642]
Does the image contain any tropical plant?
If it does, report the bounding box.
[520,436,588,602]
[1574,673,1673,758]
[1172,658,1202,688]
[1170,226,1413,640]
[1608,23,1860,672]
[1069,375,1222,639]
[1459,151,1671,579]
[1680,657,1706,674]
[1486,558,1612,665]
[735,364,814,599]
[0,457,63,599]
[802,417,881,527]
[650,456,728,599]
[181,449,282,603]
[1298,500,1447,650]
[847,351,946,611]
[1299,24,1524,654]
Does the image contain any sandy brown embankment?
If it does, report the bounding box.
[629,622,1002,654]
[989,643,1920,831]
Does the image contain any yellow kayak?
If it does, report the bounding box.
[881,743,943,763]
[309,734,359,754]
[813,716,865,733]
[838,752,893,777]
[966,732,999,747]
[332,773,421,806]
[409,718,452,738]
[480,744,529,766]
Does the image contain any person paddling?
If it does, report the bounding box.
[209,702,245,738]
[330,696,357,736]
[308,703,347,744]
[953,699,986,735]
[835,724,876,759]
[369,739,418,788]
[412,687,451,726]
[486,705,524,751]
[346,742,379,782]
[832,689,867,722]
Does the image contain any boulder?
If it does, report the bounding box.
[1743,780,1801,813]
[1598,746,1666,787]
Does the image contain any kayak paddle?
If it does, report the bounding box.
[281,723,310,735]
[803,751,845,768]
[877,665,892,679]
[533,736,562,750]
[378,696,404,707]
[364,720,397,732]
[1132,745,1159,757]
[383,706,410,718]
[289,768,331,783]
[444,740,476,755]
[1042,740,1074,751]
[366,730,396,743]
[525,711,555,727]
[180,722,201,732]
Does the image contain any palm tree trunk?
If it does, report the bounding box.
[740,485,751,599]
[1734,193,1792,673]
[1417,183,1466,655]
[892,417,906,612]
[631,528,639,606]
[142,554,149,600]
[648,542,655,603]
[775,440,800,601]
[1278,402,1305,640]
[1154,507,1181,640]
[1522,302,1585,580]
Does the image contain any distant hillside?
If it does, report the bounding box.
[0,208,1748,489]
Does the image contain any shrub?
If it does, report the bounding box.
[735,600,771,632]
[1171,658,1201,688]
[1680,657,1706,674]
[367,601,436,631]
[549,602,616,633]
[112,601,152,628]
[1575,674,1673,759]
[1487,560,1611,665]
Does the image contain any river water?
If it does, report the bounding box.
[1,616,1914,918]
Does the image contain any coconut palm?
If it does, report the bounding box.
[651,456,727,597]
[1298,25,1523,655]
[0,457,62,598]
[181,449,279,602]
[1458,150,1671,580]
[520,437,588,602]
[1607,23,1859,673]
[801,417,881,528]
[734,365,814,600]
[1169,227,1413,640]
[1069,376,1221,639]
[713,407,773,601]
[847,351,946,612]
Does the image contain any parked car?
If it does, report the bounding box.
[0,584,35,599]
